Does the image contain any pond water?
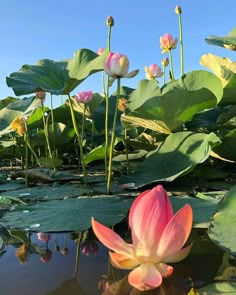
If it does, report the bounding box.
[0,228,231,295]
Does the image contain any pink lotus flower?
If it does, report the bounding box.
[75,90,93,104]
[145,64,163,80]
[160,33,178,54]
[37,232,51,243]
[92,185,193,291]
[104,52,139,79]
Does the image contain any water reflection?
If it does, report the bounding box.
[0,225,232,294]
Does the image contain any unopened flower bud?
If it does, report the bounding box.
[175,5,182,14]
[161,57,169,67]
[106,16,114,27]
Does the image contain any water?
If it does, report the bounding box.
[0,229,230,295]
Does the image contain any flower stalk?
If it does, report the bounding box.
[176,6,184,76]
[68,94,87,183]
[107,77,121,193]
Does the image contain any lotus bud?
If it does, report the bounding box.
[175,5,182,14]
[161,57,169,67]
[106,16,114,27]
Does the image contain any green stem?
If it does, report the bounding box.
[107,78,120,194]
[50,94,57,157]
[178,12,184,77]
[104,25,112,181]
[162,65,166,85]
[168,50,175,81]
[67,94,87,183]
[73,232,82,279]
[124,127,129,175]
[24,133,28,187]
[41,103,55,170]
[81,105,86,142]
[27,139,41,167]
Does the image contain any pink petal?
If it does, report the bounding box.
[164,243,192,263]
[157,204,193,260]
[91,217,133,256]
[156,262,173,278]
[109,252,139,269]
[129,185,173,258]
[128,263,163,291]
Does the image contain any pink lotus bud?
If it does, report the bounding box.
[75,90,93,104]
[160,33,178,54]
[144,64,163,80]
[97,48,105,55]
[106,16,114,27]
[104,52,139,79]
[37,232,51,243]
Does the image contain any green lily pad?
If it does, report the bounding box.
[120,131,221,188]
[6,48,108,96]
[195,281,236,294]
[205,28,236,50]
[208,185,236,255]
[0,195,133,232]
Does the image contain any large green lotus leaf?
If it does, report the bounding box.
[6,48,108,96]
[208,185,236,255]
[185,107,221,132]
[205,28,236,50]
[0,96,42,136]
[0,96,17,110]
[126,87,218,134]
[0,195,134,232]
[213,130,236,161]
[128,79,161,111]
[162,70,223,104]
[195,282,236,294]
[120,131,221,188]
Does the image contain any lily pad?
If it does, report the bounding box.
[0,195,134,232]
[208,185,236,255]
[120,131,221,188]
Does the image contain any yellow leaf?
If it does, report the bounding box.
[200,53,236,87]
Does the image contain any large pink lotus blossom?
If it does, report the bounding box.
[160,33,178,54]
[145,64,163,80]
[75,90,93,104]
[92,185,193,291]
[104,52,139,79]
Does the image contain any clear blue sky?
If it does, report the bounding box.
[1,0,236,104]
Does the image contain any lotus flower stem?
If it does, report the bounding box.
[67,94,87,183]
[124,127,129,175]
[73,232,82,279]
[177,8,184,76]
[162,65,166,85]
[24,133,29,187]
[107,78,120,194]
[41,102,55,170]
[50,94,57,157]
[104,24,112,181]
[81,105,86,142]
[168,50,175,81]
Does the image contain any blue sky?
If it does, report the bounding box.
[1,0,236,105]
